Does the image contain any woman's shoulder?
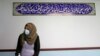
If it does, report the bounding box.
[19,33,24,39]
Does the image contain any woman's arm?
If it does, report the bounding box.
[15,34,23,56]
[33,36,40,56]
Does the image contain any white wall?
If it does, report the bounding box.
[0,0,100,49]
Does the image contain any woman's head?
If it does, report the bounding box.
[24,22,37,44]
[24,23,37,35]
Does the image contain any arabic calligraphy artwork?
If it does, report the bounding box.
[13,2,95,16]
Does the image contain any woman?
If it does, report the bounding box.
[15,23,40,56]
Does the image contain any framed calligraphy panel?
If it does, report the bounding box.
[13,2,95,16]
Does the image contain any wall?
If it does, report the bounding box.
[0,0,100,49]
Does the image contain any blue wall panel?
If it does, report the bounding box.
[0,49,100,56]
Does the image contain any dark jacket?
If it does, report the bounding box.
[15,33,40,56]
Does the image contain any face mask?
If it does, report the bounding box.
[24,29,30,35]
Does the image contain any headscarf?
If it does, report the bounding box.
[22,23,37,45]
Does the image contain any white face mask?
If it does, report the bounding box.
[24,29,30,35]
